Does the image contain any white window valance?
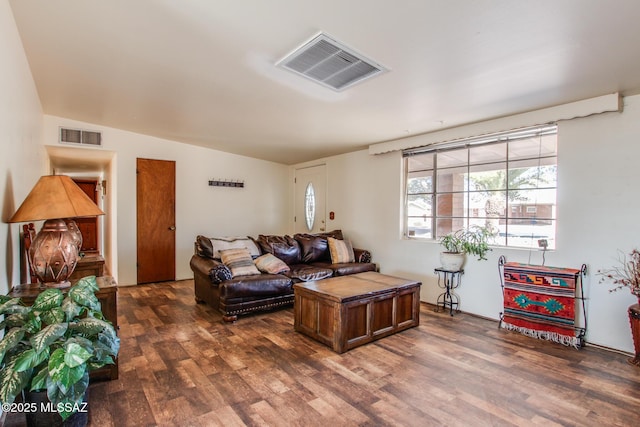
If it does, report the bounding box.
[369,93,621,156]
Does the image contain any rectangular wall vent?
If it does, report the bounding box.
[60,127,102,147]
[277,33,388,91]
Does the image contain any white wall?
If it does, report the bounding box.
[42,116,290,285]
[0,0,45,294]
[555,97,640,353]
[294,95,640,353]
[3,0,637,352]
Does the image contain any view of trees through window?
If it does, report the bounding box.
[405,127,557,249]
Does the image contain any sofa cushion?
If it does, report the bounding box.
[294,234,329,263]
[220,248,261,277]
[294,230,345,263]
[196,235,212,258]
[219,274,293,299]
[320,229,344,240]
[328,237,355,263]
[213,236,261,259]
[197,235,261,260]
[354,248,372,264]
[255,235,301,265]
[285,264,333,282]
[254,253,290,274]
[311,261,377,276]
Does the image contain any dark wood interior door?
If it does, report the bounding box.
[136,158,176,284]
[73,179,99,253]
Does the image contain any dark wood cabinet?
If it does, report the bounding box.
[72,179,100,254]
[7,276,118,381]
[69,254,105,282]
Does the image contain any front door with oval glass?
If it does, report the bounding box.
[294,165,326,234]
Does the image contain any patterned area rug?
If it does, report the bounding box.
[501,262,582,348]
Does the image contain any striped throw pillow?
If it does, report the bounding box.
[327,237,355,263]
[254,253,290,274]
[209,236,261,259]
[220,248,261,277]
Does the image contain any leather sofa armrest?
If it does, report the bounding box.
[353,248,372,263]
[190,255,232,284]
[190,254,219,274]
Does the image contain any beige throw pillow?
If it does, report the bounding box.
[220,248,260,277]
[209,236,261,259]
[327,237,355,263]
[254,253,290,274]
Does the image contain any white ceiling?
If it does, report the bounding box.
[10,0,640,165]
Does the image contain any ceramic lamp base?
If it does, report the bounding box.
[29,218,79,288]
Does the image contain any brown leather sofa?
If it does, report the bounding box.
[190,230,376,322]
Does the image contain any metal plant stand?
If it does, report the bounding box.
[435,268,463,316]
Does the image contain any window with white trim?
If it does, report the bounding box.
[404,125,558,249]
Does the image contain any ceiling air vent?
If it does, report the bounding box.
[59,127,102,147]
[277,33,388,91]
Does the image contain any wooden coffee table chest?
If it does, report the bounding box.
[293,271,421,353]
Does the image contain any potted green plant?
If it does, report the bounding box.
[439,225,496,271]
[0,276,120,425]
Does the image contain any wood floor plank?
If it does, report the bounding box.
[110,280,640,426]
[6,278,639,426]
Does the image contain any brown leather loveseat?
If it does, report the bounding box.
[190,230,376,322]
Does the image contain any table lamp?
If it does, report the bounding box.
[8,175,104,288]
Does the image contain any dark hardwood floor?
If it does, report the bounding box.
[7,279,640,426]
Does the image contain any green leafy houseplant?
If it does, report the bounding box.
[0,276,120,421]
[439,225,496,261]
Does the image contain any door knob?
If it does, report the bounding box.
[169,226,176,231]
